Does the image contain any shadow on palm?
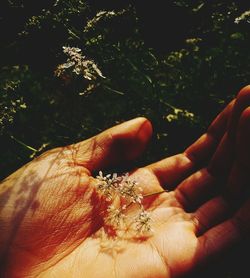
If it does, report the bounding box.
[1,86,250,278]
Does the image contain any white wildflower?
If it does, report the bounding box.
[118,179,143,204]
[94,171,153,237]
[55,46,105,80]
[235,10,250,24]
[134,210,152,234]
[95,171,121,201]
[106,205,126,228]
[95,171,113,201]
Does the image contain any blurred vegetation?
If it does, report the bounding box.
[0,0,250,178]
[1,1,250,276]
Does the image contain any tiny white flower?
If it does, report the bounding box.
[134,210,152,234]
[106,205,126,228]
[119,179,143,204]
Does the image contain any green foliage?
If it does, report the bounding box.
[1,1,250,183]
[0,68,26,134]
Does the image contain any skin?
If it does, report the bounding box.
[1,86,250,278]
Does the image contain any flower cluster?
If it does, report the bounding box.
[95,171,152,235]
[134,210,152,234]
[55,46,105,81]
[166,108,194,123]
[235,10,250,24]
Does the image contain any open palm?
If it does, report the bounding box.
[1,86,250,278]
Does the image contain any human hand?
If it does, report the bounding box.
[1,86,250,278]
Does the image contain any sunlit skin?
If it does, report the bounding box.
[1,86,250,278]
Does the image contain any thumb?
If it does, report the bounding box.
[72,117,153,172]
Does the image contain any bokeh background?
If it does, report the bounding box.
[1,1,250,276]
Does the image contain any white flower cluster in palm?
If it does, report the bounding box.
[55,46,105,80]
[95,171,152,235]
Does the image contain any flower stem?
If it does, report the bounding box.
[143,190,168,198]
[125,190,168,210]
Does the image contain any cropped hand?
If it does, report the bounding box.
[1,86,250,278]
